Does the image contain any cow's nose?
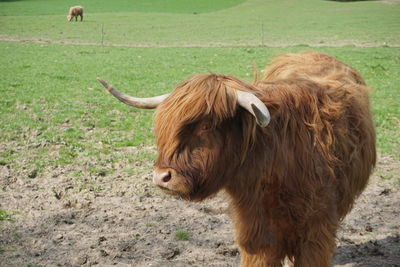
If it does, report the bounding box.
[153,170,171,185]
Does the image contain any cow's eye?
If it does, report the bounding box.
[200,122,212,132]
[202,124,211,131]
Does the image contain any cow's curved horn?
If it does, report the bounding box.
[97,78,169,109]
[236,90,270,127]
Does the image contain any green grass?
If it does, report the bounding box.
[0,0,399,46]
[175,229,190,241]
[0,209,13,222]
[0,0,245,16]
[0,42,399,169]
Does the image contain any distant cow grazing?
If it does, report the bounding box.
[97,51,376,266]
[67,6,83,22]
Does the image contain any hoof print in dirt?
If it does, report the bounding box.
[54,234,64,241]
[361,240,385,256]
[52,188,63,200]
[98,236,107,244]
[161,247,180,260]
[31,249,42,257]
[379,188,391,196]
[117,240,136,252]
[365,224,373,232]
[75,254,88,265]
[28,169,38,179]
[217,245,239,257]
[99,249,109,257]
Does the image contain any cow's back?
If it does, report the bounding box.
[263,51,365,85]
[261,51,376,218]
[70,6,83,16]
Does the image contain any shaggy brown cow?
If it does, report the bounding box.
[97,51,376,266]
[67,6,83,22]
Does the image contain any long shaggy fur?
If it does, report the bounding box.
[153,51,376,266]
[67,6,83,22]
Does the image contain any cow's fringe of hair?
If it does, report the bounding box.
[155,73,260,163]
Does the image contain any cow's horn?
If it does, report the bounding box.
[97,78,170,109]
[236,90,270,127]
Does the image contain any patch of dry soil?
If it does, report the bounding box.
[0,151,399,266]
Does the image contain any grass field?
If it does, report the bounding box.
[0,0,399,171]
[1,42,399,173]
[0,0,399,46]
[0,0,246,15]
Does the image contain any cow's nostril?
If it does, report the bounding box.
[162,171,172,183]
[153,170,173,185]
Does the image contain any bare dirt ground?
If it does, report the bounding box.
[0,147,399,267]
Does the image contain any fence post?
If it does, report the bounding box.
[260,23,264,46]
[101,23,104,46]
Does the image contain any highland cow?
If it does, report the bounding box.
[67,6,83,22]
[97,51,376,266]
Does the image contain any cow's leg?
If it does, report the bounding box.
[80,15,83,21]
[293,224,337,267]
[75,16,77,21]
[240,248,284,267]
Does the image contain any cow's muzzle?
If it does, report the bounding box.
[153,170,172,186]
[152,167,191,197]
